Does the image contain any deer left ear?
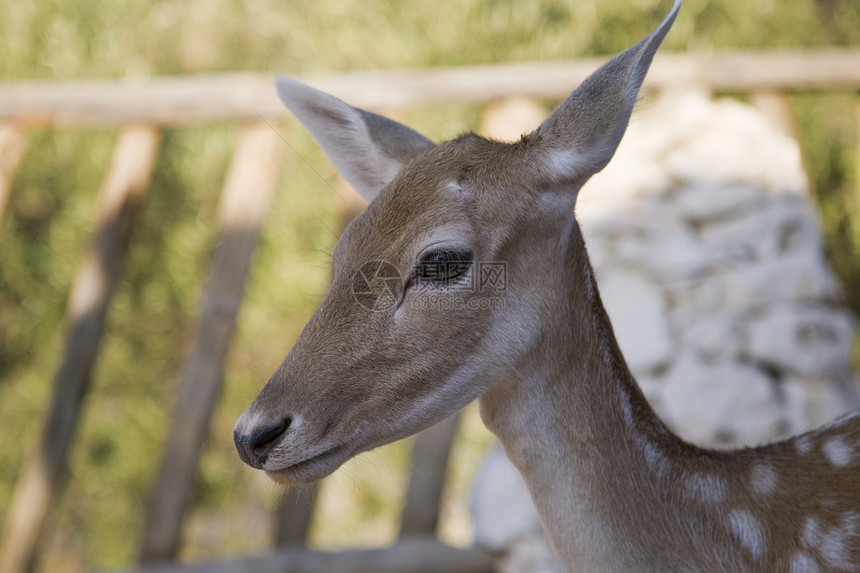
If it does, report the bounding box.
[276,76,435,202]
[531,0,680,189]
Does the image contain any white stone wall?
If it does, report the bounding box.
[471,90,859,572]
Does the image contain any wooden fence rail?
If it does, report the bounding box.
[121,539,492,573]
[1,50,859,125]
[0,49,859,573]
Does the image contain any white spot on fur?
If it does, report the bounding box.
[445,181,470,198]
[619,388,635,428]
[750,463,778,496]
[843,511,860,533]
[800,513,859,570]
[683,472,727,504]
[822,436,853,467]
[801,516,822,547]
[638,437,672,478]
[583,261,596,301]
[728,509,765,561]
[820,527,852,569]
[599,334,615,366]
[795,434,814,456]
[788,552,820,573]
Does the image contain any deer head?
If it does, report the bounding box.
[234,0,681,485]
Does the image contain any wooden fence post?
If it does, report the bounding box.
[478,96,546,143]
[856,95,860,210]
[750,91,797,139]
[138,121,283,564]
[0,124,161,573]
[398,413,461,538]
[0,123,28,226]
[273,484,318,547]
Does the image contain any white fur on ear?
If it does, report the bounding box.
[276,76,435,202]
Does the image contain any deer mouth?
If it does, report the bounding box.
[264,423,370,484]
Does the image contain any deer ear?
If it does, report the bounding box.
[276,76,435,202]
[532,0,680,188]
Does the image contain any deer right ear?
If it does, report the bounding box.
[530,0,680,192]
[276,76,435,202]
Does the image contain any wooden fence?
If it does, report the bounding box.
[1,48,859,573]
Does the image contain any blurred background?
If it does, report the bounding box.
[1,1,859,572]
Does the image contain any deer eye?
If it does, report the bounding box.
[415,249,472,284]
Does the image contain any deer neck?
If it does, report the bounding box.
[478,217,692,570]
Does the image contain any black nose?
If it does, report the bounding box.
[234,418,290,469]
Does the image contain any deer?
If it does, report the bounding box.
[234,0,860,570]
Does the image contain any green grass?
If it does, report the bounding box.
[1,1,859,571]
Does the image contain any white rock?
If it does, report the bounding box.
[680,313,744,362]
[627,88,716,161]
[660,358,784,448]
[495,534,561,573]
[597,267,673,372]
[579,206,635,242]
[746,305,856,379]
[667,251,841,321]
[666,273,730,328]
[581,231,613,272]
[669,183,762,225]
[781,375,860,434]
[698,195,821,264]
[721,250,842,308]
[582,151,671,205]
[471,445,544,551]
[662,98,808,194]
[614,222,710,281]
